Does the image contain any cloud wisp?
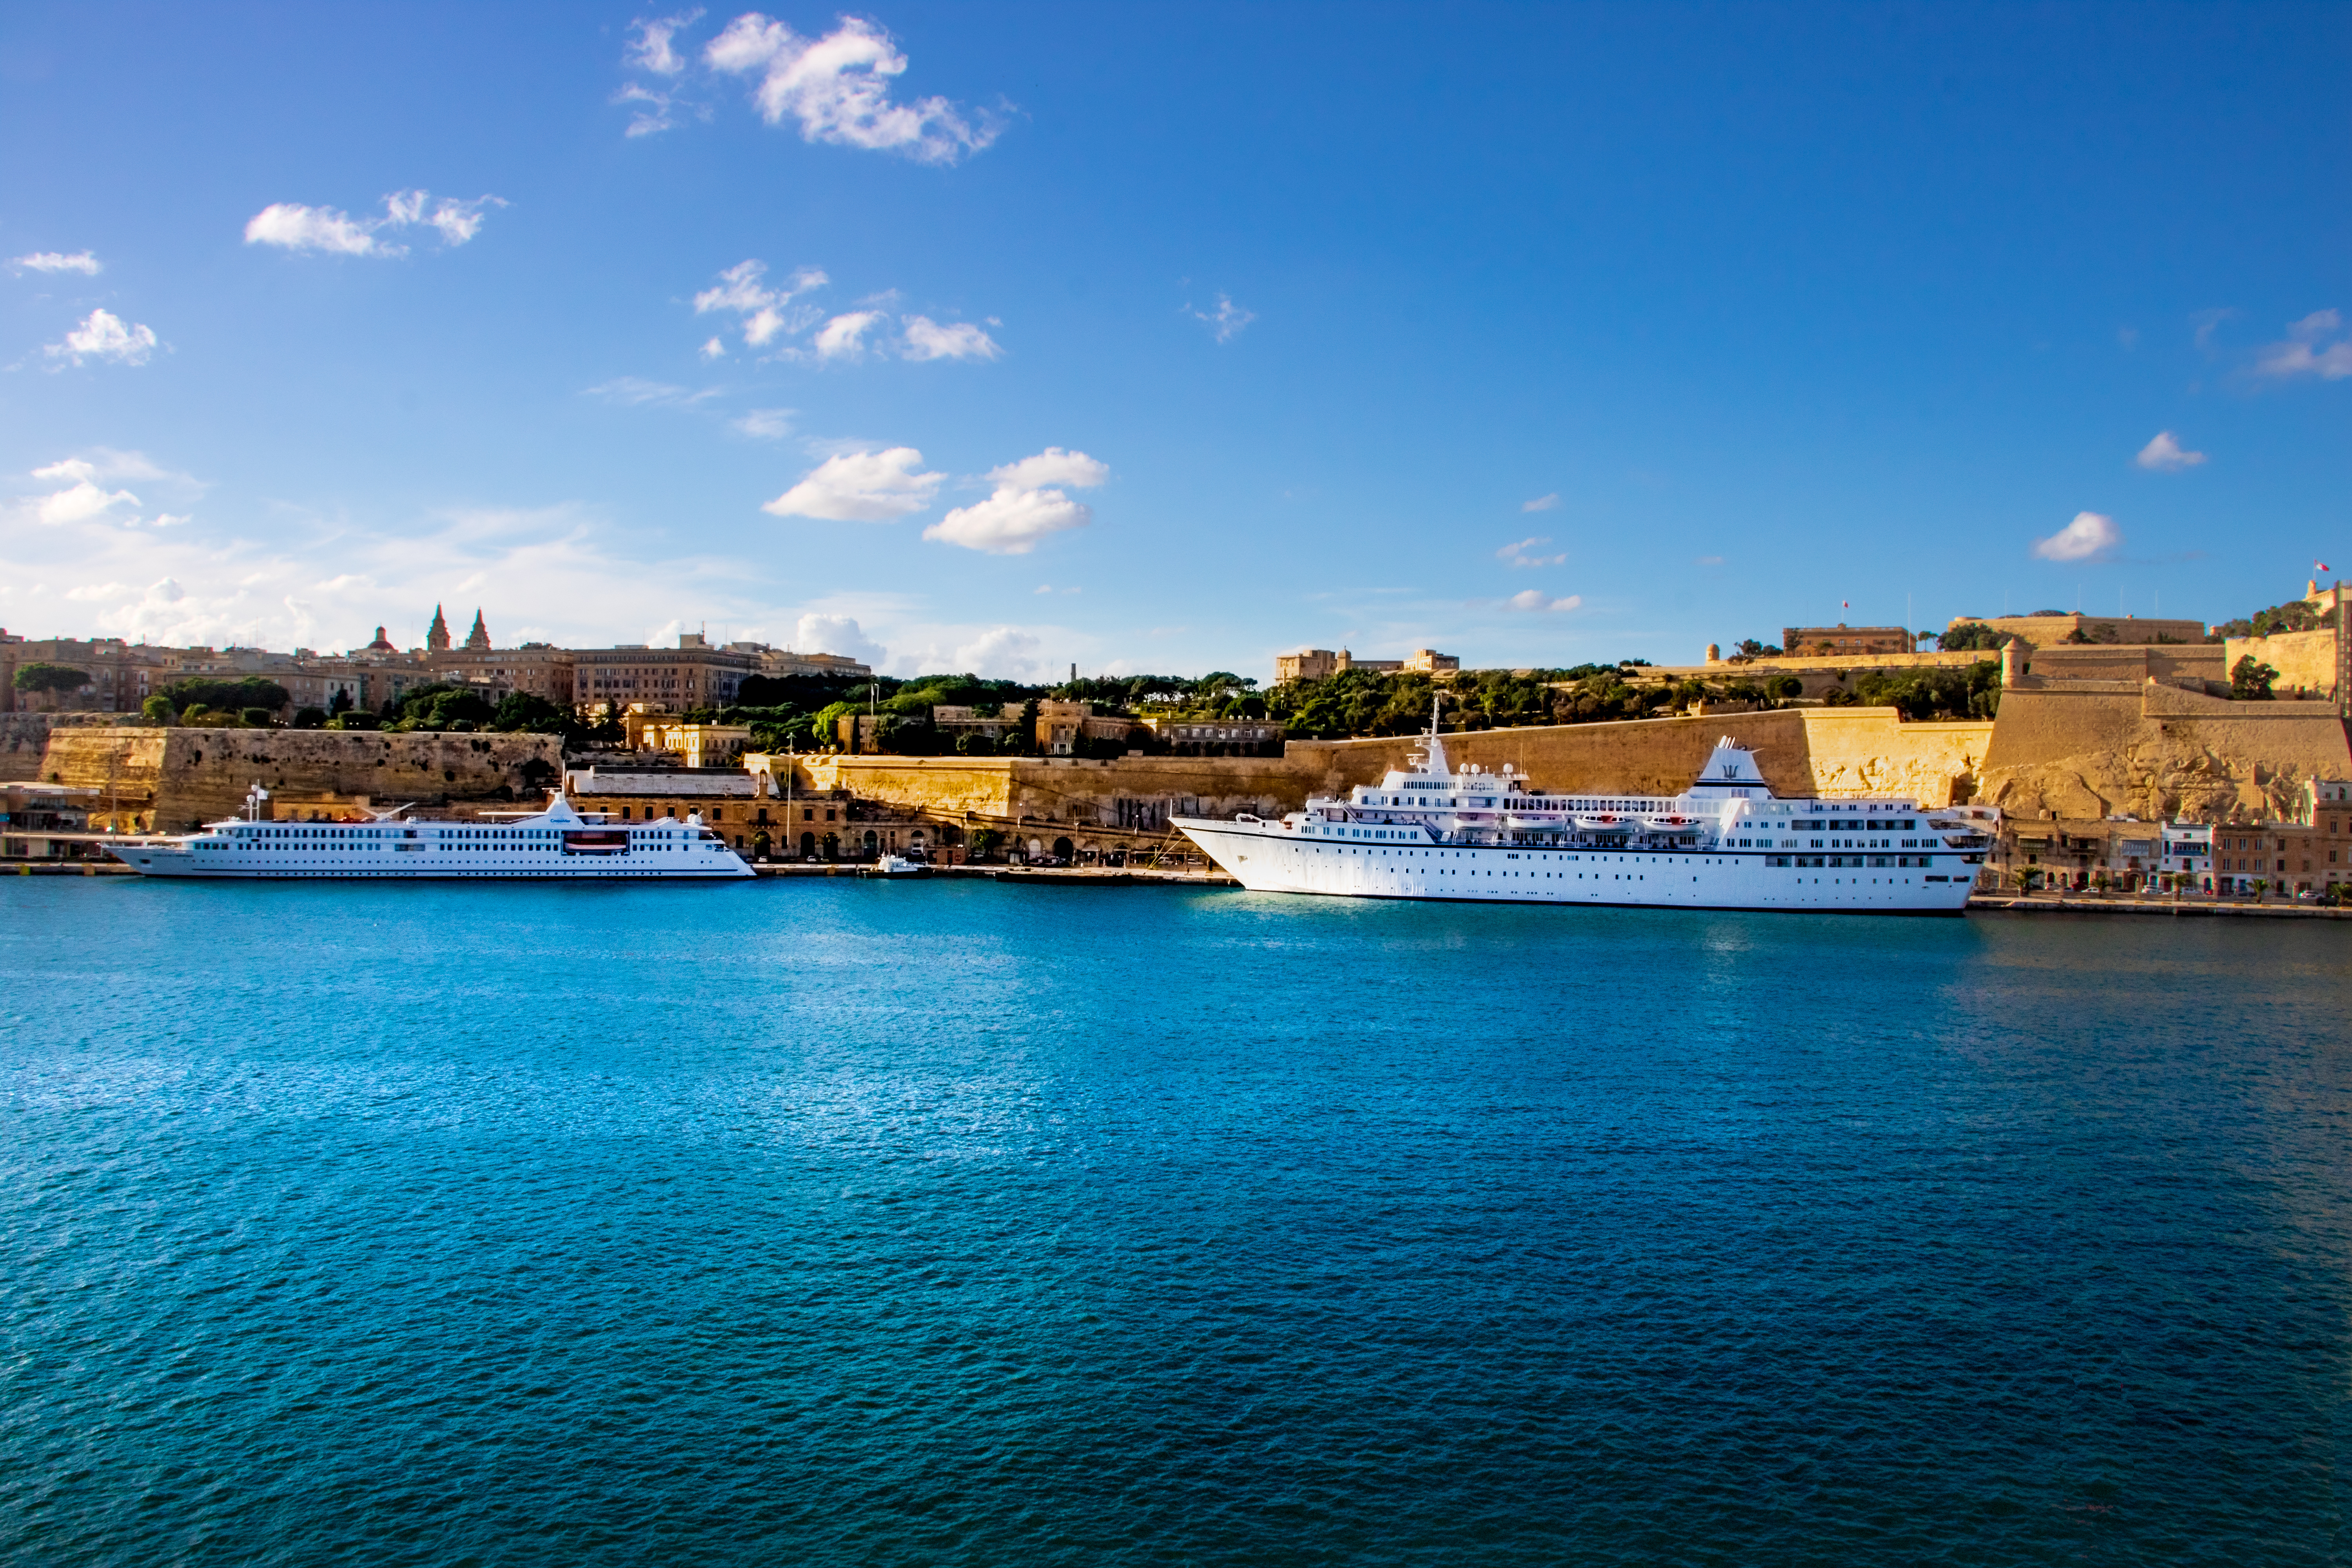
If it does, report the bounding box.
[764,448,945,521]
[700,14,1005,163]
[12,250,101,276]
[1186,292,1255,344]
[45,309,158,368]
[1521,493,1561,513]
[2135,431,2207,471]
[2251,309,2352,382]
[732,408,795,440]
[1504,589,1583,613]
[14,450,202,530]
[1497,536,1565,569]
[925,448,1108,555]
[901,315,1002,361]
[244,191,506,257]
[690,260,999,364]
[2032,511,2123,563]
[583,377,721,408]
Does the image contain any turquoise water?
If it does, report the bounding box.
[2,879,2347,1565]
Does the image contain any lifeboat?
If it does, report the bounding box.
[1576,813,1622,830]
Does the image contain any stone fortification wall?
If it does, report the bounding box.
[34,727,563,829]
[1979,682,2350,822]
[1638,651,1994,701]
[808,710,1998,838]
[2026,644,2226,686]
[1292,709,1993,808]
[2224,628,2338,699]
[802,754,1304,826]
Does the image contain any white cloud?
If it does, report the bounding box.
[705,14,1003,164]
[810,310,885,360]
[37,481,142,525]
[2251,309,2352,381]
[45,308,157,367]
[901,315,1001,361]
[583,377,718,408]
[791,612,887,667]
[614,10,710,134]
[626,9,701,74]
[764,447,944,521]
[732,408,795,440]
[1522,493,1561,512]
[2032,511,2122,562]
[926,491,1089,555]
[987,447,1110,490]
[922,447,1108,555]
[2135,431,2207,471]
[243,191,504,257]
[1505,589,1583,612]
[245,202,383,255]
[615,82,685,138]
[693,259,828,350]
[12,250,100,275]
[1187,292,1254,343]
[941,625,1046,679]
[1497,535,1564,569]
[33,449,201,487]
[699,335,726,359]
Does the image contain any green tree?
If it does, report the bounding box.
[2229,655,2279,701]
[2211,599,2337,639]
[161,675,291,714]
[1938,622,2014,653]
[13,663,94,708]
[291,706,329,729]
[140,694,176,724]
[490,691,585,747]
[390,683,496,730]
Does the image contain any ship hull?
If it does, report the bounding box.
[106,847,751,880]
[1174,820,1974,915]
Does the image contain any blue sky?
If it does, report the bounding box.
[3,2,2345,681]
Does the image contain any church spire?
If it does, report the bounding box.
[426,604,450,652]
[464,608,491,650]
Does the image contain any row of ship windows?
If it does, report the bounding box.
[1301,848,1937,868]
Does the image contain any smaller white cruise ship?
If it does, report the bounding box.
[108,787,753,881]
[1173,711,1995,915]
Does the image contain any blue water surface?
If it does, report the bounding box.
[1,878,2346,1566]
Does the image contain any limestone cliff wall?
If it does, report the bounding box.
[0,715,54,775]
[35,727,564,828]
[1978,682,2350,822]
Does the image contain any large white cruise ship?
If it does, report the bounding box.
[1173,715,1995,915]
[107,787,753,881]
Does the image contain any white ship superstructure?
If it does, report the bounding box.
[107,788,753,881]
[1173,713,1994,915]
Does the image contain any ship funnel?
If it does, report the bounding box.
[1691,737,1770,795]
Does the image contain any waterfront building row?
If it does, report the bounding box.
[1990,780,2352,896]
[0,614,872,717]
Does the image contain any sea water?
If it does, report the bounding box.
[1,878,2345,1565]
